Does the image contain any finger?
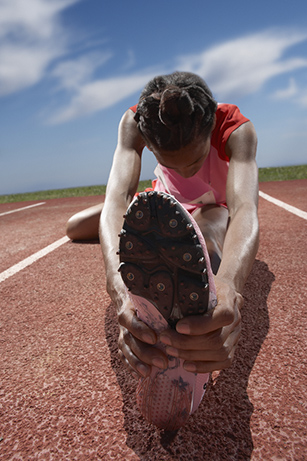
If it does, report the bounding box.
[165,325,241,362]
[237,293,244,310]
[175,305,235,336]
[125,328,168,370]
[183,359,232,374]
[174,281,242,336]
[161,301,241,350]
[118,348,149,378]
[160,327,224,351]
[118,326,169,379]
[118,302,157,345]
[165,344,230,362]
[182,328,241,374]
[175,289,243,336]
[118,328,151,377]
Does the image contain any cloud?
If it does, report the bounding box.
[121,49,137,71]
[177,29,307,100]
[300,94,307,108]
[272,77,307,108]
[48,72,157,124]
[0,43,59,95]
[49,27,307,124]
[0,0,80,96]
[2,6,307,124]
[51,52,113,91]
[272,78,298,100]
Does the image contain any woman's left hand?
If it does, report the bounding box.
[159,278,243,373]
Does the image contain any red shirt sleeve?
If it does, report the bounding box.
[211,104,249,161]
[129,104,138,113]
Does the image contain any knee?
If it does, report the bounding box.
[203,236,222,275]
[65,205,102,240]
[199,226,222,274]
[192,205,228,274]
[66,213,81,240]
[201,224,222,253]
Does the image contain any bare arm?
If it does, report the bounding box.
[99,109,145,311]
[99,110,168,376]
[217,120,259,293]
[160,121,259,373]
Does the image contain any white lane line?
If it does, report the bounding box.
[0,202,46,217]
[0,236,70,283]
[259,191,307,220]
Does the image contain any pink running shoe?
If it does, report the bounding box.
[118,191,217,430]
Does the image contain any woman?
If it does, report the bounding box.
[67,71,259,381]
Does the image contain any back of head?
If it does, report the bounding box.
[135,71,217,151]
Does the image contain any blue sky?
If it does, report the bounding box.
[1,0,307,195]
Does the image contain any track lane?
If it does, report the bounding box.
[0,196,103,272]
[259,178,307,212]
[0,181,306,460]
[0,202,46,217]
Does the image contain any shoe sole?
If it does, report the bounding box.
[118,191,216,430]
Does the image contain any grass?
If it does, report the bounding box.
[258,164,307,182]
[1,165,306,204]
[0,180,153,204]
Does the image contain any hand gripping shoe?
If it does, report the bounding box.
[118,191,217,430]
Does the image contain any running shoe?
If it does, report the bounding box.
[118,191,217,430]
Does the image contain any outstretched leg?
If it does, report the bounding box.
[118,191,215,430]
[192,205,229,275]
[66,203,104,240]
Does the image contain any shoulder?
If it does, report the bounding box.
[212,104,250,161]
[214,104,250,134]
[226,121,257,162]
[129,104,138,113]
[117,107,145,152]
[120,106,138,126]
[216,103,247,118]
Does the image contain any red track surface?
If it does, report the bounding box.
[1,180,306,460]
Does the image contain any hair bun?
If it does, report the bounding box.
[159,88,194,127]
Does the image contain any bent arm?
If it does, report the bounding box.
[100,109,168,375]
[217,121,259,293]
[99,109,145,312]
[155,121,259,374]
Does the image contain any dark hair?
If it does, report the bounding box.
[134,71,217,151]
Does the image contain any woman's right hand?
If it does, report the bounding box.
[117,299,169,378]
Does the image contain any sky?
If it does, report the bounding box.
[1,0,307,195]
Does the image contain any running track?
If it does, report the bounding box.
[0,180,306,460]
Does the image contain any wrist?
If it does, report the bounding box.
[106,271,130,313]
[214,275,244,311]
[215,273,237,292]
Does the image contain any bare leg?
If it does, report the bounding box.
[192,205,229,274]
[66,203,104,240]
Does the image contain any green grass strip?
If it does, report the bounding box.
[1,166,306,204]
[0,180,153,204]
[258,164,307,182]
